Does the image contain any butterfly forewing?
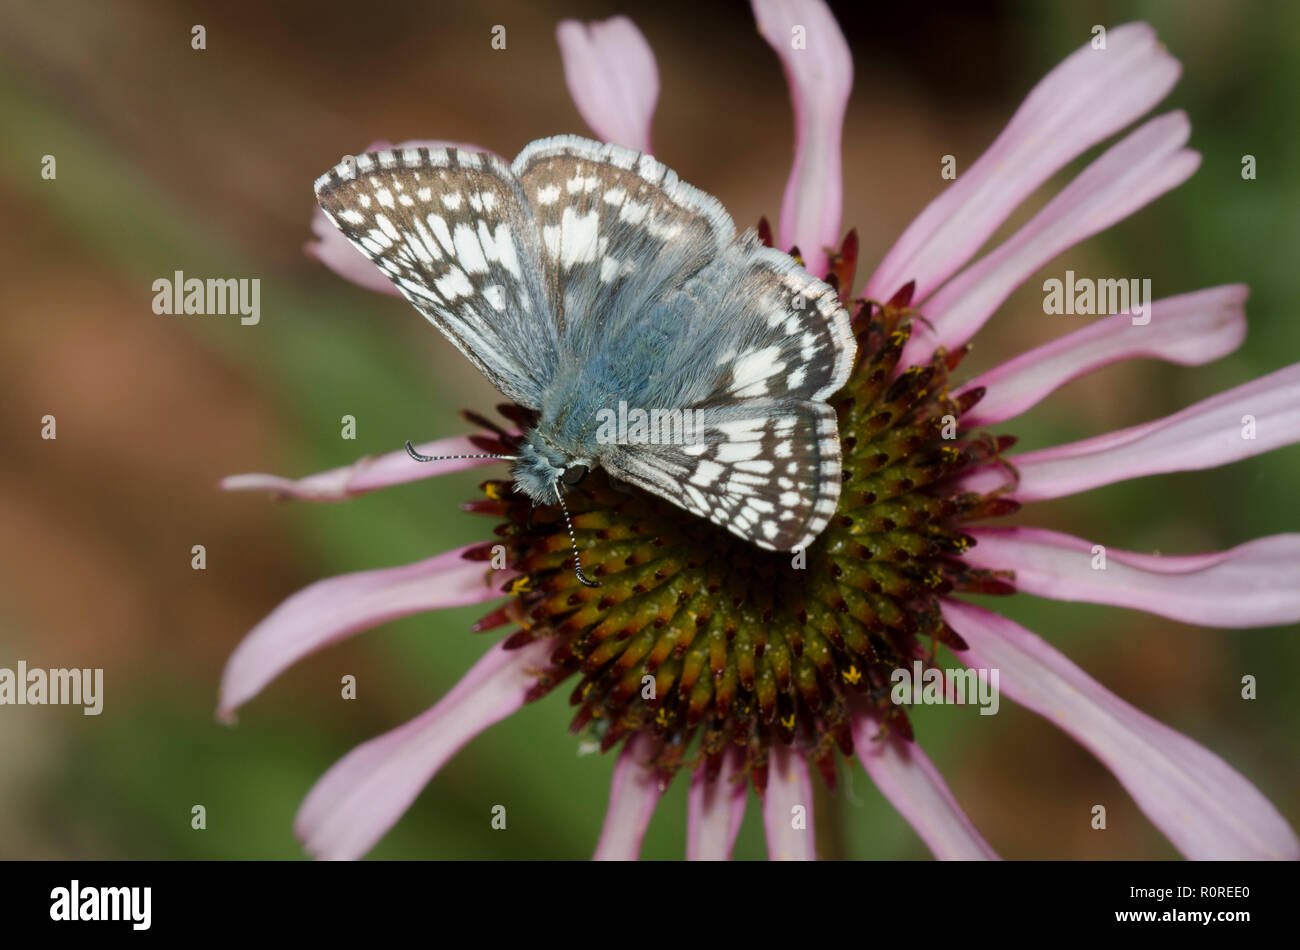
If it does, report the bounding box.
[511,135,735,352]
[314,147,558,408]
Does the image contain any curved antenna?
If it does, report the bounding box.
[405,440,517,463]
[554,481,600,588]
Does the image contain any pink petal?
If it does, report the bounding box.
[944,599,1300,859]
[965,526,1300,628]
[963,362,1300,500]
[752,0,853,276]
[905,111,1199,364]
[556,17,658,152]
[593,734,665,860]
[762,744,817,860]
[866,22,1180,304]
[306,139,495,293]
[217,544,510,722]
[220,434,508,501]
[850,702,999,860]
[295,637,554,860]
[960,285,1248,427]
[686,748,748,860]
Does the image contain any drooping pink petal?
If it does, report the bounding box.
[306,139,496,293]
[959,285,1248,427]
[593,734,665,860]
[944,599,1300,859]
[966,527,1300,628]
[962,362,1300,500]
[752,0,853,276]
[218,544,510,722]
[295,637,554,860]
[221,434,507,501]
[866,22,1180,304]
[903,111,1199,364]
[556,17,658,152]
[762,744,817,860]
[850,702,999,860]
[686,748,748,860]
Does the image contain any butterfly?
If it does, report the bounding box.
[314,136,855,585]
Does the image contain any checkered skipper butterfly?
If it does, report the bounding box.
[315,136,855,585]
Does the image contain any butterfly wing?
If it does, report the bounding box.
[511,135,735,357]
[602,399,843,551]
[673,239,856,405]
[314,146,558,408]
[510,136,852,405]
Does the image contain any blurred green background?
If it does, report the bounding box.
[0,0,1295,859]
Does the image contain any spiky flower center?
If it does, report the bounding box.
[463,239,1017,793]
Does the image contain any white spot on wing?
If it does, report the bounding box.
[493,224,522,279]
[732,347,784,388]
[689,460,724,487]
[427,214,455,254]
[560,207,601,267]
[434,267,473,301]
[452,223,489,274]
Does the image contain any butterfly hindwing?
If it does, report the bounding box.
[314,146,558,408]
[601,399,843,551]
[641,238,856,413]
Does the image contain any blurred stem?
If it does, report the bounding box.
[813,767,847,860]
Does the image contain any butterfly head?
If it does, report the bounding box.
[401,432,597,587]
[512,433,600,588]
[512,434,589,507]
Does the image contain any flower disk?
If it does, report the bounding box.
[463,239,1019,794]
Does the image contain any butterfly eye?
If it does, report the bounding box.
[562,464,589,487]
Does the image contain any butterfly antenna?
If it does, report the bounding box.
[405,440,516,463]
[554,482,600,588]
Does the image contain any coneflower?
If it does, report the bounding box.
[220,2,1300,861]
